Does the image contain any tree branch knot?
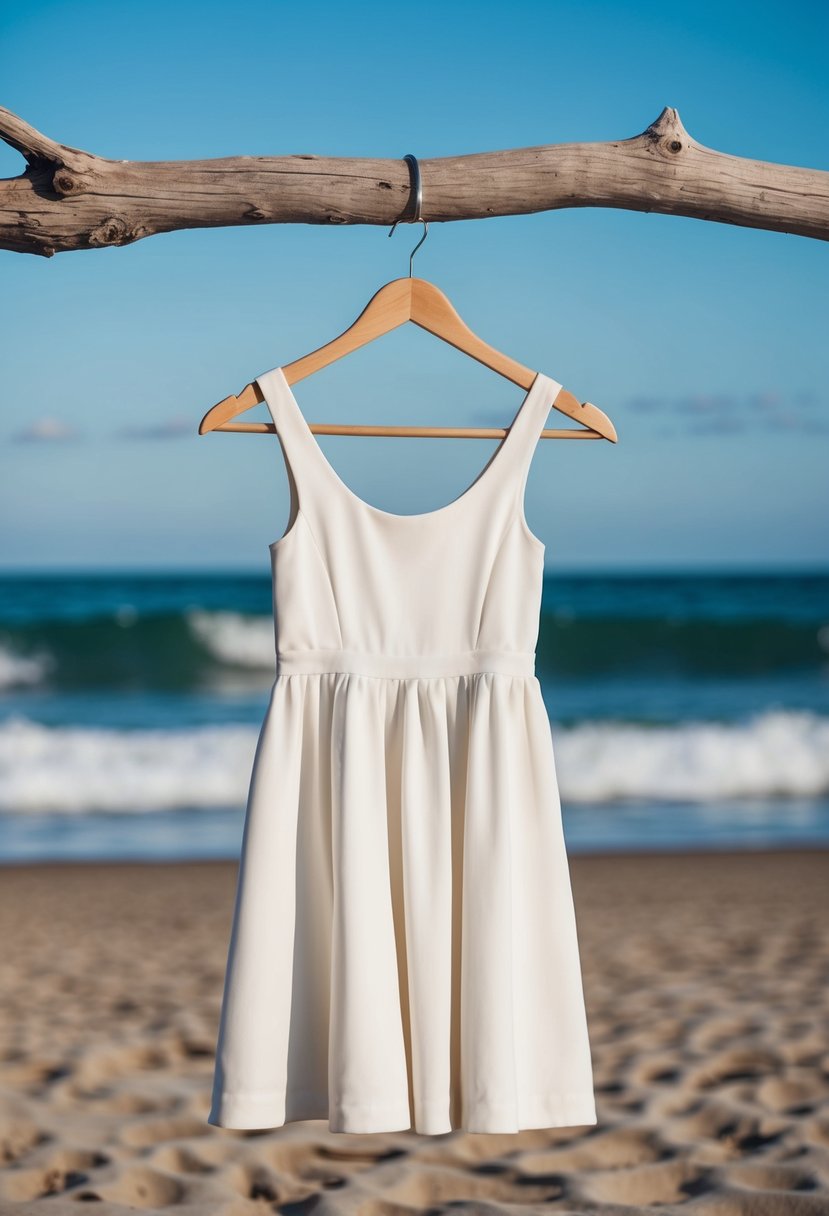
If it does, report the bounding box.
[53,170,81,196]
[642,106,692,157]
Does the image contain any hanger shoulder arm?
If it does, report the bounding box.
[199,382,263,434]
[552,389,618,442]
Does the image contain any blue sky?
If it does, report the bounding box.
[1,0,827,572]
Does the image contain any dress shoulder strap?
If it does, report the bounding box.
[255,366,330,527]
[496,371,562,492]
[482,372,560,536]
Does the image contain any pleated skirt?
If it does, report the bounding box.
[208,671,597,1135]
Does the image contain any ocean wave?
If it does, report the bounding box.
[0,603,826,690]
[1,709,827,814]
[0,609,277,691]
[0,644,54,689]
[186,609,276,668]
[0,716,256,813]
[553,709,829,802]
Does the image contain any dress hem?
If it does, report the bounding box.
[207,1087,598,1135]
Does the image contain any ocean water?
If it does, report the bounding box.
[0,569,827,862]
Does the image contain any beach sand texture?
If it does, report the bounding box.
[0,849,827,1214]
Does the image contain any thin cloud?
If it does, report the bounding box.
[627,394,663,413]
[10,416,196,442]
[627,389,825,435]
[116,417,193,439]
[13,417,81,442]
[677,393,738,414]
[686,417,748,434]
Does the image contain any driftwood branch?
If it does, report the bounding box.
[1,105,827,257]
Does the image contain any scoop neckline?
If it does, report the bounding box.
[261,366,554,525]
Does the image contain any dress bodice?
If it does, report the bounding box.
[256,366,561,678]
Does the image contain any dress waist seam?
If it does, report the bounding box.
[275,647,536,679]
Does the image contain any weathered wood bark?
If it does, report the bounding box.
[1,104,827,257]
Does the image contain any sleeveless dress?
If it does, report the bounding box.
[207,365,597,1136]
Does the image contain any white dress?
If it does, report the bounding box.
[208,365,597,1136]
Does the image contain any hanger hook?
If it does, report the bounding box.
[388,153,429,277]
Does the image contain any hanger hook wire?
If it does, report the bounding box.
[388,153,429,276]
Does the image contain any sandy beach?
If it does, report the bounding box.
[0,848,827,1214]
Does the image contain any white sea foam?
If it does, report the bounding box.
[187,610,275,668]
[0,645,53,689]
[0,716,257,813]
[553,709,829,802]
[0,709,826,815]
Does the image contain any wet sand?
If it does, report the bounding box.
[1,848,828,1213]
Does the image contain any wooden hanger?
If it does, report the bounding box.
[199,157,617,445]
